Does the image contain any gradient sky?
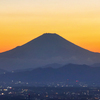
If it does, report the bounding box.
[0,0,100,53]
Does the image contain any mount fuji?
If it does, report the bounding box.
[0,33,100,71]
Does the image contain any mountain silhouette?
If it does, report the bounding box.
[1,63,100,86]
[0,33,100,71]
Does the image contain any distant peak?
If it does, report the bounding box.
[42,33,59,36]
[43,33,57,35]
[42,33,60,37]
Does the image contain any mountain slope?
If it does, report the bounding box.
[0,33,100,70]
[0,33,97,58]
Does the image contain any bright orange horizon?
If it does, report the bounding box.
[0,0,100,53]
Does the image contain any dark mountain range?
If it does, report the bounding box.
[42,63,62,69]
[0,63,100,85]
[12,63,62,73]
[0,33,100,71]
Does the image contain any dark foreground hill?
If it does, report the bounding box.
[0,33,100,71]
[0,64,100,85]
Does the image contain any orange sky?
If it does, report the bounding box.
[0,0,100,53]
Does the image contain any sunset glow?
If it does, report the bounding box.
[0,0,100,53]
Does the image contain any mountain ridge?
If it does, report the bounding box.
[0,63,100,86]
